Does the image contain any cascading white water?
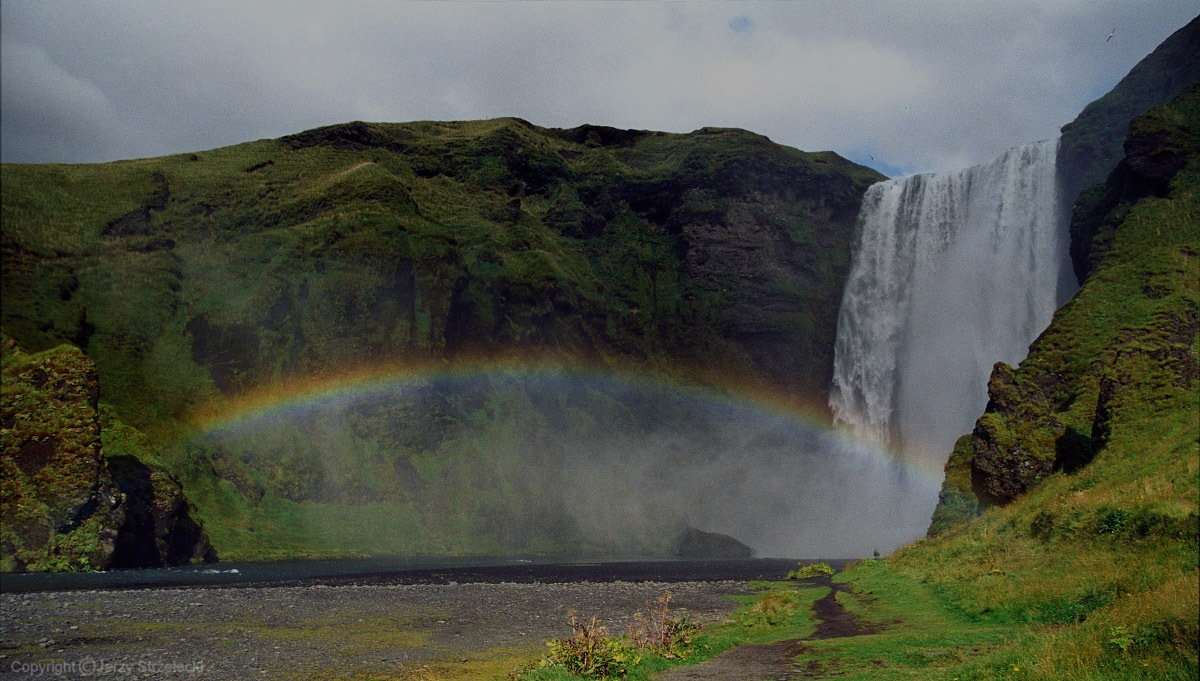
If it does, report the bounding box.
[829,138,1068,529]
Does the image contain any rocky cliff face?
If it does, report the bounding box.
[1057,15,1200,215]
[932,84,1200,529]
[0,332,214,571]
[2,120,880,427]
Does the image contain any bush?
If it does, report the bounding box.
[626,591,699,660]
[526,591,698,679]
[788,561,835,579]
[540,612,637,678]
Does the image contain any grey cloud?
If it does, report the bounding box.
[1,1,1195,174]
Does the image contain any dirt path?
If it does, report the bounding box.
[655,576,871,681]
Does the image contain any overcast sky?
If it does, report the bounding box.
[1,2,1195,176]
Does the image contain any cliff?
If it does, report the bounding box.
[1058,15,1200,205]
[1,120,881,567]
[1059,14,1200,283]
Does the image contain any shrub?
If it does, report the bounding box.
[540,611,637,678]
[626,591,699,660]
[529,592,699,678]
[788,561,835,579]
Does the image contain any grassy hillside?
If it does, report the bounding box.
[1,119,882,566]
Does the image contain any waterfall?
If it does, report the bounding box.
[829,138,1068,508]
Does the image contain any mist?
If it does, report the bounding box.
[192,370,936,560]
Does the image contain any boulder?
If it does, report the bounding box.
[1,334,123,571]
[672,527,753,559]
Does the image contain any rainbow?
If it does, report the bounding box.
[182,357,944,482]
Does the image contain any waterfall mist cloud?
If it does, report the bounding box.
[2,1,1195,174]
[194,372,937,559]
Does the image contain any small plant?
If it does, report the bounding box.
[540,611,637,678]
[788,561,835,579]
[736,589,802,631]
[528,592,700,678]
[1107,625,1136,654]
[1096,507,1131,535]
[626,591,699,659]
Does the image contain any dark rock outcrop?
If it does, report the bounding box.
[102,414,216,568]
[1057,15,1200,207]
[969,363,1063,506]
[672,527,753,559]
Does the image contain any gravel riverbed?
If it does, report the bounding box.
[0,578,756,680]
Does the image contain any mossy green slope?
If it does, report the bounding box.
[1,119,881,566]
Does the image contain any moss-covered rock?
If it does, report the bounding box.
[968,362,1064,506]
[1,332,123,571]
[0,331,214,571]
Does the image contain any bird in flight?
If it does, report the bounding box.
[1107,28,1116,42]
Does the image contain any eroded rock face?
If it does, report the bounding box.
[1,334,123,571]
[968,363,1063,506]
[103,416,217,568]
[1,332,214,571]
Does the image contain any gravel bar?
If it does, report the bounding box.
[0,560,802,679]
